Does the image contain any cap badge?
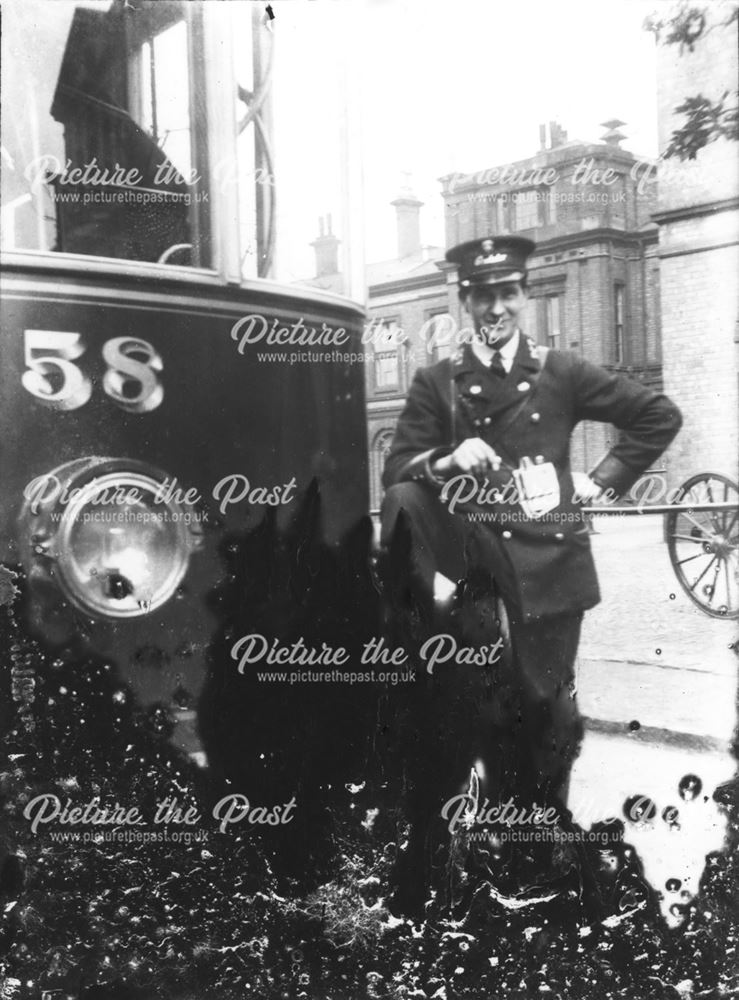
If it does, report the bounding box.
[517,381,530,392]
[469,384,482,395]
[474,250,508,267]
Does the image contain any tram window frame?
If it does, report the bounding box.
[1,2,356,295]
[122,2,211,269]
[129,5,212,268]
[0,0,215,272]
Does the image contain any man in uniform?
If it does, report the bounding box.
[381,235,682,815]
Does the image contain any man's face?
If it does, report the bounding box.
[463,281,528,347]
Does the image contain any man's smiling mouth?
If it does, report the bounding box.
[482,316,506,338]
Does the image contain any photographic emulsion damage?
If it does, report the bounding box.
[0,2,737,998]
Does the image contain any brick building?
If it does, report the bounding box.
[364,189,447,510]
[364,125,664,509]
[652,5,739,487]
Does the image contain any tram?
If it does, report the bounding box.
[0,0,371,762]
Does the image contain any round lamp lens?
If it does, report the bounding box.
[56,472,193,618]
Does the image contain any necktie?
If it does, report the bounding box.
[490,350,506,379]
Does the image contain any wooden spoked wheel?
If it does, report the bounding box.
[666,473,739,619]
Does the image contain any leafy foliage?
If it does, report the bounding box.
[644,3,738,160]
[665,91,739,160]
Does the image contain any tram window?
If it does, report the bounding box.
[3,2,363,291]
[0,0,210,268]
[132,22,193,181]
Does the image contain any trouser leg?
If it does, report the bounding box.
[380,483,585,910]
[505,608,584,804]
[380,482,517,613]
[381,482,583,799]
[380,483,502,912]
[380,481,469,600]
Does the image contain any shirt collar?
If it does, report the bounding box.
[452,330,541,377]
[470,329,520,369]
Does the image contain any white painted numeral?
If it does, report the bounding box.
[102,337,164,413]
[21,331,164,413]
[22,330,92,411]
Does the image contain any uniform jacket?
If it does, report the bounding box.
[383,334,682,621]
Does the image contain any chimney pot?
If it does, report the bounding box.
[311,216,340,276]
[390,192,423,259]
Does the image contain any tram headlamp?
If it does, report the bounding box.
[20,458,202,619]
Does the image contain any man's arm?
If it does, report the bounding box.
[570,356,683,497]
[382,368,454,489]
[383,368,503,488]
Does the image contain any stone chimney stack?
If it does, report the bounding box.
[390,182,423,259]
[539,121,569,150]
[551,122,568,146]
[311,214,340,277]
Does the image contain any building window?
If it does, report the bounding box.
[421,309,454,363]
[610,177,626,227]
[543,186,557,225]
[495,197,510,234]
[514,189,539,230]
[614,283,625,363]
[527,280,565,348]
[525,297,540,344]
[375,354,399,388]
[372,318,402,391]
[544,294,561,349]
[485,193,497,234]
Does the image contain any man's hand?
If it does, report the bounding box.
[432,437,502,478]
[572,472,603,503]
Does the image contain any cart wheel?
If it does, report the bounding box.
[666,473,739,619]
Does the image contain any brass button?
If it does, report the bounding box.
[483,417,492,426]
[502,530,512,540]
[474,419,482,428]
[531,412,541,423]
[555,532,564,541]
[470,385,482,395]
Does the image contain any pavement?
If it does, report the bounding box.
[569,514,738,920]
[581,514,736,676]
[578,513,736,746]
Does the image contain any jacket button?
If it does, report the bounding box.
[555,532,564,541]
[474,419,482,428]
[531,412,541,423]
[502,530,512,539]
[483,417,492,426]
